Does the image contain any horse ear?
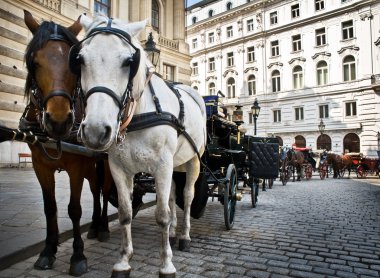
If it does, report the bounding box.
[126,19,148,36]
[80,14,93,32]
[24,10,40,34]
[68,15,82,36]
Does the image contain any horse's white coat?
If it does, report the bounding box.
[78,15,206,276]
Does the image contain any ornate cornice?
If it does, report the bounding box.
[337,45,359,54]
[374,37,380,46]
[244,67,258,73]
[223,69,238,77]
[267,62,283,69]
[312,51,331,60]
[288,57,306,64]
[206,76,217,81]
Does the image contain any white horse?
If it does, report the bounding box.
[74,15,207,277]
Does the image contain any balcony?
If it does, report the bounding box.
[371,74,380,93]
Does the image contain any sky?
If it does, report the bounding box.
[186,0,202,7]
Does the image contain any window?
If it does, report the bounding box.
[291,4,300,18]
[272,70,281,92]
[152,0,159,31]
[345,101,357,117]
[94,0,110,16]
[208,32,214,44]
[271,40,280,57]
[192,16,197,24]
[295,135,306,147]
[315,0,325,11]
[209,83,216,95]
[227,26,233,38]
[270,11,278,25]
[247,46,255,62]
[208,57,215,71]
[343,55,356,81]
[292,34,302,52]
[317,60,328,85]
[227,52,234,67]
[208,9,214,17]
[248,75,256,95]
[319,104,329,118]
[227,78,235,98]
[315,28,326,46]
[295,107,304,121]
[192,38,197,49]
[247,19,254,32]
[293,66,303,89]
[317,134,332,151]
[226,2,232,10]
[342,20,354,40]
[273,109,281,123]
[163,64,174,81]
[192,62,198,75]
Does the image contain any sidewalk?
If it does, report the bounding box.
[0,167,154,270]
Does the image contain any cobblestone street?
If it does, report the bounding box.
[0,170,379,278]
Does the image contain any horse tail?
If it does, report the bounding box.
[95,160,105,194]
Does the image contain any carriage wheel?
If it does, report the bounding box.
[251,179,259,208]
[305,164,313,180]
[319,164,327,180]
[224,164,237,230]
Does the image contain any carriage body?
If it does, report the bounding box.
[345,152,380,178]
[292,146,315,180]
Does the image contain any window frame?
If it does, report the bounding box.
[342,20,354,40]
[208,57,215,72]
[319,104,329,118]
[247,46,255,62]
[316,60,328,85]
[247,19,254,32]
[315,0,325,11]
[192,62,198,75]
[345,101,357,117]
[343,55,356,81]
[226,26,233,38]
[293,65,304,89]
[94,0,111,17]
[273,109,281,123]
[151,0,159,31]
[209,82,216,95]
[227,52,234,67]
[248,75,256,96]
[272,70,281,92]
[192,38,197,49]
[292,34,302,52]
[271,40,280,57]
[163,64,175,81]
[270,11,278,25]
[295,107,304,121]
[291,4,300,18]
[315,28,326,46]
[227,78,236,98]
[208,32,215,44]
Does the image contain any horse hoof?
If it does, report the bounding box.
[98,231,110,242]
[178,239,190,252]
[69,258,88,276]
[87,228,97,239]
[159,273,175,278]
[111,269,131,278]
[169,236,177,247]
[34,255,56,270]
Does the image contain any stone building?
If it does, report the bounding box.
[187,0,380,157]
[0,0,190,166]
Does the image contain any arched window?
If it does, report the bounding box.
[248,75,256,95]
[227,78,235,98]
[192,16,197,24]
[343,133,360,153]
[316,60,328,86]
[226,2,233,10]
[209,82,215,95]
[295,135,306,148]
[343,55,356,81]
[152,0,159,31]
[208,9,214,17]
[293,65,303,89]
[272,70,281,92]
[317,134,331,151]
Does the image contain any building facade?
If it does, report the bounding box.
[187,0,380,157]
[0,0,190,166]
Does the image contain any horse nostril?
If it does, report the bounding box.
[45,112,51,120]
[103,125,112,141]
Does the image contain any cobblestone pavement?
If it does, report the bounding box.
[0,171,379,278]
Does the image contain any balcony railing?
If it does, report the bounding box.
[33,0,61,12]
[158,36,178,51]
[371,74,380,93]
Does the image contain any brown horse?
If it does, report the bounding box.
[21,11,114,276]
[286,148,305,181]
[324,152,352,178]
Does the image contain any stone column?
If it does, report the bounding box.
[173,0,185,40]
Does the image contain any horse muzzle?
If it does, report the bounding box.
[79,119,114,151]
[43,110,74,140]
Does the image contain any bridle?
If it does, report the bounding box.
[69,18,141,132]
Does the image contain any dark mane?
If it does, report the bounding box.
[24,21,79,99]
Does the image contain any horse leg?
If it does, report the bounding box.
[33,167,58,270]
[297,165,301,181]
[110,170,134,278]
[178,157,200,252]
[168,179,177,247]
[67,172,88,276]
[97,160,111,241]
[155,168,176,277]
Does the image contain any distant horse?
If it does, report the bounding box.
[21,11,114,276]
[73,15,207,277]
[323,152,352,178]
[286,148,305,181]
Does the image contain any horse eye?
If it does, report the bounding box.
[122,57,133,67]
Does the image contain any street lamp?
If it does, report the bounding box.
[251,99,260,136]
[232,105,244,144]
[318,119,325,135]
[144,32,160,68]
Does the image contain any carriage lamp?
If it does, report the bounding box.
[144,32,160,68]
[318,119,325,135]
[251,99,260,136]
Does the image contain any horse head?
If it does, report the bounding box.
[73,14,148,151]
[24,10,82,140]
